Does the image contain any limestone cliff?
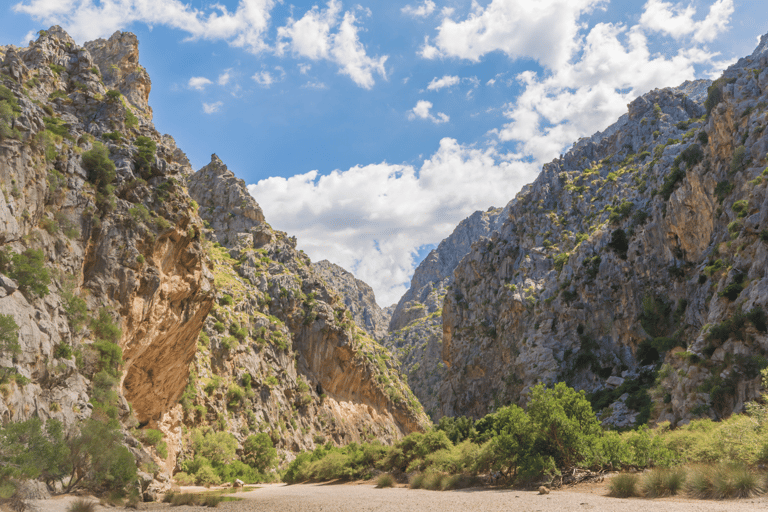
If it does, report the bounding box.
[312,259,391,340]
[381,207,507,420]
[438,37,768,427]
[0,26,427,496]
[177,156,428,466]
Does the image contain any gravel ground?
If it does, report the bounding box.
[21,482,768,512]
[213,482,768,512]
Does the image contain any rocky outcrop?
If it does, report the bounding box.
[85,30,153,116]
[179,158,428,463]
[312,259,391,340]
[438,38,768,426]
[381,207,507,420]
[0,26,427,491]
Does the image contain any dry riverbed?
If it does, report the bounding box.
[23,480,768,512]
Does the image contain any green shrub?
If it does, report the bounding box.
[105,90,121,102]
[219,294,234,306]
[82,142,116,210]
[134,136,156,174]
[608,473,640,498]
[67,499,96,512]
[732,199,749,218]
[10,248,51,297]
[607,229,628,259]
[641,467,686,497]
[213,321,225,333]
[731,145,748,174]
[243,433,277,472]
[376,473,394,488]
[140,428,163,446]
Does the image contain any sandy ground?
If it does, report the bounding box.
[22,480,768,512]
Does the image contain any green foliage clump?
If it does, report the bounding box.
[0,416,136,494]
[732,199,749,218]
[553,252,569,272]
[90,309,123,377]
[730,145,748,174]
[0,84,21,140]
[607,229,628,259]
[82,142,116,212]
[243,433,277,472]
[609,473,640,497]
[133,136,156,175]
[9,248,51,298]
[0,314,21,382]
[719,272,745,301]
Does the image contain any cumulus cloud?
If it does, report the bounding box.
[13,0,275,52]
[13,0,384,88]
[277,0,387,88]
[188,76,212,90]
[217,70,231,86]
[252,67,285,87]
[425,0,601,67]
[248,138,537,304]
[495,17,729,163]
[401,0,436,18]
[427,75,460,91]
[408,100,449,124]
[202,101,223,113]
[640,0,733,43]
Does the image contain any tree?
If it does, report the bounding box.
[9,249,50,297]
[243,433,276,472]
[0,314,20,382]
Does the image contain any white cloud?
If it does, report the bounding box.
[302,81,328,89]
[298,63,312,74]
[640,0,733,43]
[202,101,223,114]
[247,138,537,304]
[218,70,231,85]
[427,75,460,91]
[252,66,285,87]
[426,0,602,67]
[401,0,436,18]
[495,15,730,163]
[188,76,212,90]
[277,0,387,88]
[419,36,440,59]
[13,0,385,88]
[408,100,449,124]
[13,0,276,53]
[486,78,496,86]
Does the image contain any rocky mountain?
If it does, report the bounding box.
[0,26,427,496]
[312,259,391,340]
[437,37,768,427]
[381,207,508,420]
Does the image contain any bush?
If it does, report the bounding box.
[9,249,51,297]
[376,473,394,488]
[608,473,640,498]
[731,145,748,174]
[134,136,157,174]
[607,229,628,259]
[67,499,96,512]
[243,433,277,472]
[140,428,163,446]
[195,465,221,487]
[641,467,686,497]
[82,142,116,193]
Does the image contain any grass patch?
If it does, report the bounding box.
[376,473,394,488]
[609,473,640,498]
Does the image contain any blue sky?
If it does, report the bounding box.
[4,0,768,305]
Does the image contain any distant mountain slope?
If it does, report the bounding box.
[438,36,768,426]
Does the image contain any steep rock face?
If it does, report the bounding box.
[182,155,428,465]
[0,27,214,480]
[439,40,768,427]
[382,207,507,419]
[312,259,391,340]
[84,31,152,116]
